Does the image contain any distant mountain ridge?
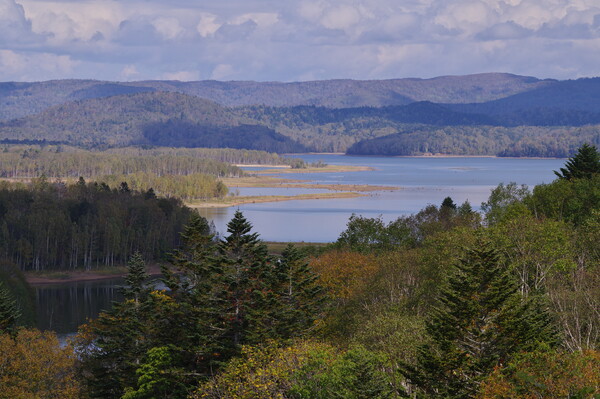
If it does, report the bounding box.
[1,73,599,157]
[0,92,307,152]
[0,73,549,120]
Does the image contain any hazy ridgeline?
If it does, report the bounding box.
[3,75,600,156]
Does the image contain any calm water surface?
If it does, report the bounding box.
[35,278,124,335]
[199,155,564,242]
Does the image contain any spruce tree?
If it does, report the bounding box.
[214,210,274,351]
[273,244,326,339]
[401,245,556,399]
[554,143,600,180]
[124,251,150,304]
[0,281,20,334]
[79,252,155,397]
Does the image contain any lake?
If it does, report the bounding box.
[198,154,564,242]
[35,155,565,334]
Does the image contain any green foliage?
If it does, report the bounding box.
[481,182,530,225]
[488,212,576,296]
[336,214,414,253]
[196,341,396,399]
[529,174,600,225]
[122,346,189,399]
[123,251,150,304]
[0,281,20,334]
[79,211,327,397]
[273,244,327,340]
[77,250,191,398]
[401,244,557,398]
[0,259,34,327]
[336,200,480,253]
[289,344,394,399]
[554,143,600,180]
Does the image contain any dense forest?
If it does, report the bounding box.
[347,124,600,157]
[0,145,317,200]
[0,178,193,271]
[0,145,598,398]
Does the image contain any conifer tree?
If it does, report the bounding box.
[554,143,600,180]
[124,251,150,304]
[78,252,155,398]
[401,245,556,399]
[214,210,274,352]
[0,281,20,334]
[273,244,326,339]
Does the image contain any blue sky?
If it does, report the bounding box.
[1,0,600,82]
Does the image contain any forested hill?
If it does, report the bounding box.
[2,74,600,156]
[0,92,308,152]
[0,73,548,120]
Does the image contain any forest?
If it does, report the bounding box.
[0,144,599,398]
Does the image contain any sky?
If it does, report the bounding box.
[1,0,600,82]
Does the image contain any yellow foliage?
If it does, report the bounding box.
[0,329,81,399]
[309,250,379,300]
[478,350,600,399]
[193,341,335,399]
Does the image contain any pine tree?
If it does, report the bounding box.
[0,281,20,334]
[273,244,326,339]
[78,252,155,397]
[401,245,556,399]
[554,143,600,180]
[124,251,150,304]
[214,210,274,352]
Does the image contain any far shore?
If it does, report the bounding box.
[25,242,330,284]
[26,264,164,285]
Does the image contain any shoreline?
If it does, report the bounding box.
[188,191,367,208]
[26,264,164,285]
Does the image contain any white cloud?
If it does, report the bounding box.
[120,64,139,80]
[0,49,78,80]
[0,0,41,45]
[2,0,600,82]
[162,70,200,81]
[153,17,185,40]
[211,64,236,80]
[197,13,220,37]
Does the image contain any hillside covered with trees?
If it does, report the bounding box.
[0,145,598,398]
[2,74,600,156]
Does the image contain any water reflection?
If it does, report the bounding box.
[34,279,124,334]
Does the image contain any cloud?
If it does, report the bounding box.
[120,64,139,80]
[211,64,236,80]
[0,0,43,45]
[477,21,532,40]
[0,49,78,80]
[197,13,220,37]
[162,70,200,81]
[2,0,600,82]
[215,20,258,41]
